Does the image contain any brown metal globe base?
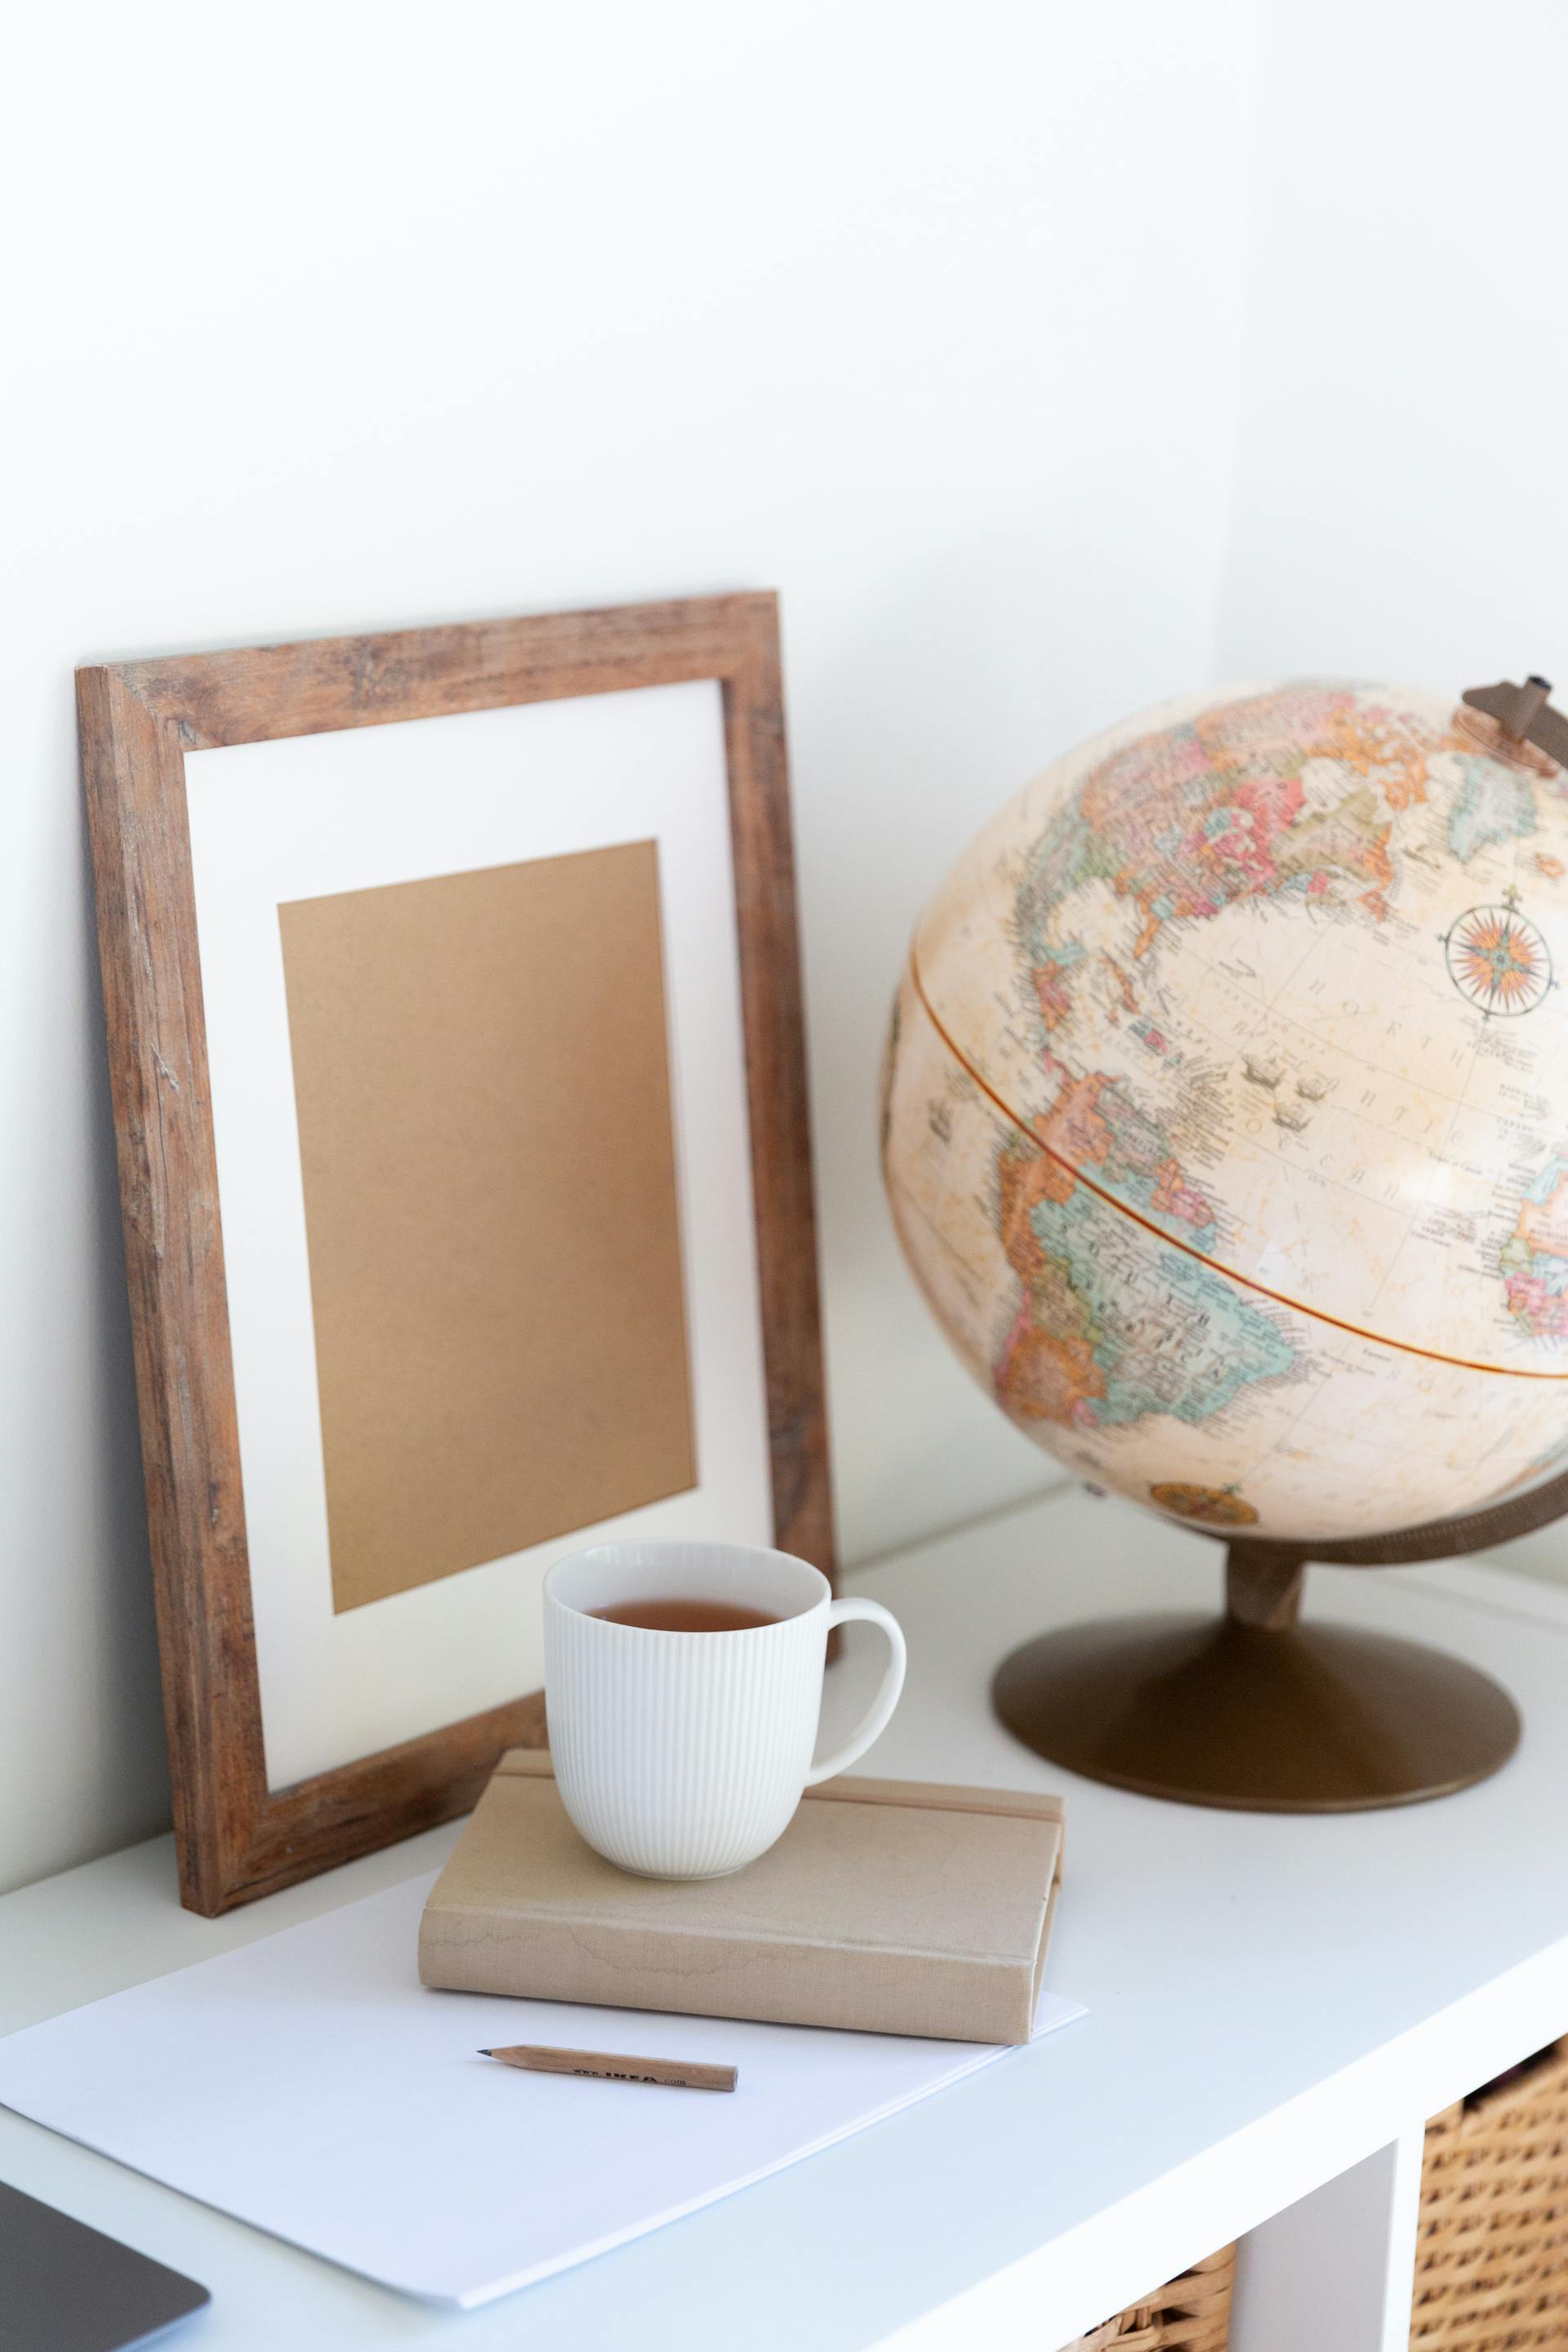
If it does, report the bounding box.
[993,1614,1521,1811]
[988,1477,1568,1811]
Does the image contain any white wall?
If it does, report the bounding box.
[15,0,1568,1898]
[1,0,1254,1890]
[1217,0,1568,692]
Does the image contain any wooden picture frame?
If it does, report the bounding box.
[80,594,832,1916]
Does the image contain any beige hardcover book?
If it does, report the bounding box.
[418,1752,1063,2045]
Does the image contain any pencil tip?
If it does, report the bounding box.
[477,2048,492,2056]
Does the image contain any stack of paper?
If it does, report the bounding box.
[0,1871,1083,2307]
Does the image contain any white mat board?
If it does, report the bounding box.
[185,680,772,1790]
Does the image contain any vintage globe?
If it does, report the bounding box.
[882,680,1568,1544]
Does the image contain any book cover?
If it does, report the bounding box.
[418,1752,1063,2044]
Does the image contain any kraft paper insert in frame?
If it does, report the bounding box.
[278,840,697,1614]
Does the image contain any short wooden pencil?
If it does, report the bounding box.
[479,2043,737,2092]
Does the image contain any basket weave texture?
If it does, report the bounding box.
[1060,2245,1235,2351]
[1411,2040,1568,2348]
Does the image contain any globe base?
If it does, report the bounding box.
[992,1611,1521,1812]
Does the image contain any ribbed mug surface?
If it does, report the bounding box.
[543,1540,906,1879]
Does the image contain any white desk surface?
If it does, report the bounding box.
[5,1486,1568,2351]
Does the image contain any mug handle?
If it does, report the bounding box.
[804,1597,908,1786]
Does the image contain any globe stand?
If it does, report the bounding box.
[991,1472,1568,1811]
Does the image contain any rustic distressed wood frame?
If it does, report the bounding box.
[79,593,832,1915]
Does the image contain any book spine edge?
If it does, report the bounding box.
[417,1907,1034,2045]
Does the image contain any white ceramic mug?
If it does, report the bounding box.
[542,1539,906,1879]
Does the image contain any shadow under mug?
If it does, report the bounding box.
[543,1539,906,1878]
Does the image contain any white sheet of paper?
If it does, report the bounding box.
[0,1872,1084,2309]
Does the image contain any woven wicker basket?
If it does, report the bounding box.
[1060,2245,1236,2350]
[1410,2039,1568,2347]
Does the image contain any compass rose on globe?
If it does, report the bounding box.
[1443,887,1553,1016]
